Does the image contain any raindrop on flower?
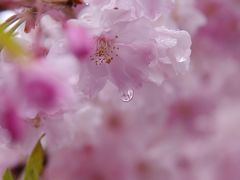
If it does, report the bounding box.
[177,56,187,62]
[121,89,134,102]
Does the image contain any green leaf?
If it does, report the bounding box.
[0,26,27,58]
[2,169,14,180]
[23,134,45,180]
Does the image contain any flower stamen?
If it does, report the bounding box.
[90,36,119,65]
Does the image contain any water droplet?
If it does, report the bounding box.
[121,89,134,102]
[176,56,187,62]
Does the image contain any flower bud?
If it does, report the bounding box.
[65,23,94,60]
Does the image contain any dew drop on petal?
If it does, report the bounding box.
[176,56,186,62]
[121,89,134,102]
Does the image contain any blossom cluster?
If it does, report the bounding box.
[0,0,240,179]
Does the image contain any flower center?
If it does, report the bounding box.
[90,36,119,65]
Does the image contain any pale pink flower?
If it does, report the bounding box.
[5,1,240,180]
[42,88,166,180]
[73,6,191,96]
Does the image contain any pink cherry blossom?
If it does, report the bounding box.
[73,6,191,96]
[1,0,240,179]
